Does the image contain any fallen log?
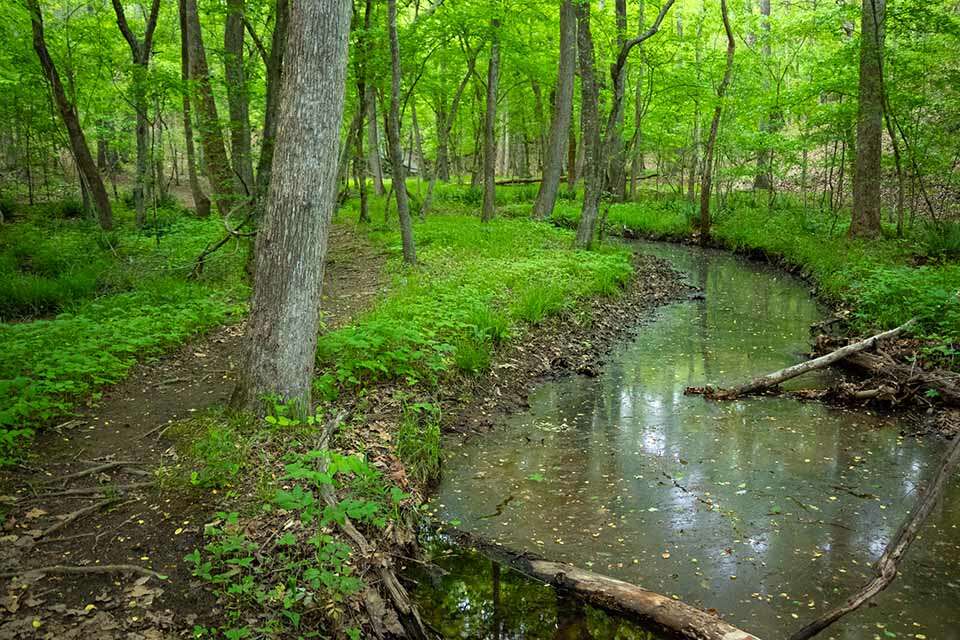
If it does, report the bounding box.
[686,319,915,400]
[841,351,960,406]
[438,526,761,640]
[789,433,960,640]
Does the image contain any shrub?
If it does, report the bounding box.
[920,221,960,260]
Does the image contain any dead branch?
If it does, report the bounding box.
[40,461,145,484]
[789,434,960,640]
[842,352,960,406]
[38,497,127,539]
[0,564,166,580]
[22,482,153,501]
[687,319,915,400]
[437,526,761,640]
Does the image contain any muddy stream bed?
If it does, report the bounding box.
[407,242,960,639]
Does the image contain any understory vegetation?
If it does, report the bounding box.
[552,191,960,361]
[0,203,247,464]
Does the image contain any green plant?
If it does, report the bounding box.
[920,221,960,260]
[396,402,442,484]
[453,335,492,374]
[512,283,568,324]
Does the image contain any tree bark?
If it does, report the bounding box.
[386,0,416,264]
[698,0,735,245]
[230,0,351,413]
[224,0,255,196]
[753,0,774,191]
[254,0,288,208]
[354,0,373,223]
[532,0,576,220]
[178,0,211,217]
[111,0,160,227]
[850,0,885,238]
[368,86,385,195]
[28,0,113,230]
[481,19,501,223]
[183,0,239,217]
[574,0,601,249]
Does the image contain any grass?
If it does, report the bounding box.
[549,190,959,348]
[0,203,247,464]
[318,205,633,394]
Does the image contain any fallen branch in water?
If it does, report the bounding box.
[436,525,762,640]
[789,434,960,640]
[686,319,915,400]
[841,352,960,406]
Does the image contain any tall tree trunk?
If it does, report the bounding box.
[604,0,629,201]
[850,0,885,238]
[481,18,501,223]
[111,0,161,227]
[224,0,255,196]
[368,86,385,194]
[574,0,601,249]
[28,0,113,230]
[231,0,351,413]
[566,116,577,193]
[178,0,211,217]
[254,0,288,208]
[532,0,576,219]
[354,0,373,223]
[698,0,735,245]
[753,0,774,190]
[183,0,239,217]
[386,0,416,264]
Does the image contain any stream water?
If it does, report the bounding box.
[410,242,960,639]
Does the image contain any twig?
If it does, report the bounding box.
[0,564,166,580]
[41,461,143,484]
[39,497,129,539]
[22,482,153,500]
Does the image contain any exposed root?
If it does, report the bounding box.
[0,564,166,580]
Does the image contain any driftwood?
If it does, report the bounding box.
[841,351,960,406]
[687,319,915,400]
[789,434,960,640]
[439,526,761,640]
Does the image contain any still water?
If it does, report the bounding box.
[415,242,960,639]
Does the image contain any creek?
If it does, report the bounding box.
[410,242,960,639]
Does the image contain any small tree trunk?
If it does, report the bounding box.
[368,86,385,195]
[481,19,501,223]
[231,0,351,413]
[28,0,113,230]
[532,0,576,219]
[850,0,885,238]
[178,0,211,217]
[386,0,416,264]
[224,0,255,196]
[254,0,288,208]
[574,0,601,249]
[698,0,735,245]
[183,0,239,217]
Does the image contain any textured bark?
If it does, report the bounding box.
[28,0,113,230]
[698,0,735,245]
[574,1,601,249]
[178,0,211,217]
[368,87,385,194]
[354,0,373,223]
[850,0,885,238]
[753,0,774,190]
[254,0,288,207]
[112,0,160,226]
[224,0,254,196]
[532,0,576,220]
[230,0,351,413]
[604,0,630,201]
[481,19,501,223]
[386,0,416,264]
[183,0,239,217]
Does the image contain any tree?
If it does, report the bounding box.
[253,0,289,208]
[385,0,416,264]
[182,0,239,217]
[481,18,501,223]
[224,0,254,196]
[698,0,736,245]
[178,0,211,217]
[111,0,161,227]
[26,0,113,230]
[531,0,576,220]
[231,0,352,413]
[850,0,885,239]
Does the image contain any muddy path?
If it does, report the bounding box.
[0,223,388,639]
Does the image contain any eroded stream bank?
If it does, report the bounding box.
[412,242,960,640]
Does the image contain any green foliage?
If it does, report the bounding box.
[920,221,960,260]
[396,401,442,484]
[453,335,492,374]
[0,208,247,464]
[167,413,254,489]
[512,283,568,324]
[186,451,410,637]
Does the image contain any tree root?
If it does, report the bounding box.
[38,497,132,539]
[0,564,166,580]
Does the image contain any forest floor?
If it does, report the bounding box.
[0,223,390,639]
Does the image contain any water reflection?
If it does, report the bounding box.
[431,242,960,639]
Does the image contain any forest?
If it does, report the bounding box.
[0,0,958,638]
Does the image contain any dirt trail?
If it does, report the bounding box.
[0,223,388,639]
